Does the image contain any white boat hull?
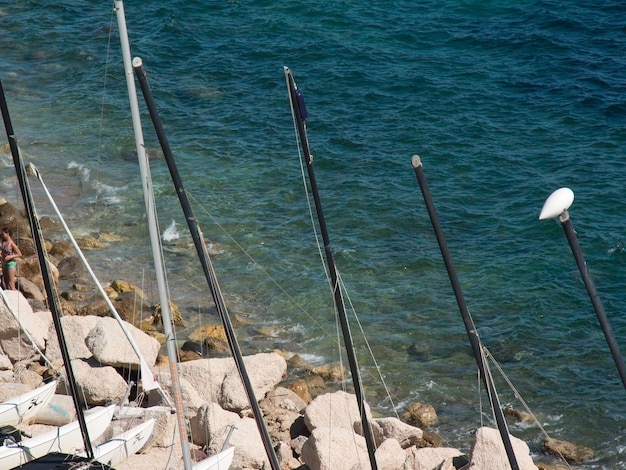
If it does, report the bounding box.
[84,418,155,467]
[192,446,235,470]
[0,404,115,470]
[0,381,56,427]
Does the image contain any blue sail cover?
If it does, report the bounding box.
[295,89,307,121]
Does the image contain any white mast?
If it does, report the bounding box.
[114,2,193,468]
[27,162,160,395]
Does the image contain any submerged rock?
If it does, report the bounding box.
[542,436,595,463]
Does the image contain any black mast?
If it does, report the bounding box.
[0,80,95,459]
[132,57,280,470]
[560,215,626,391]
[284,66,379,469]
[411,155,519,469]
[537,189,626,393]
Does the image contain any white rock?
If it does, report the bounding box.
[301,426,369,470]
[403,447,465,470]
[178,357,237,404]
[85,316,160,370]
[207,417,269,469]
[150,367,205,418]
[219,352,287,412]
[189,401,240,446]
[0,351,12,370]
[374,438,406,470]
[0,291,50,361]
[177,352,287,412]
[304,390,372,432]
[263,386,307,413]
[469,427,538,470]
[46,315,99,363]
[57,358,127,405]
[373,416,424,448]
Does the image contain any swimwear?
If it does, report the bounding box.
[3,260,16,269]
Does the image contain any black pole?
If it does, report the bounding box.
[559,211,626,392]
[0,80,94,459]
[411,155,519,470]
[132,58,280,470]
[284,67,379,469]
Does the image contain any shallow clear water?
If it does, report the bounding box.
[2,1,626,466]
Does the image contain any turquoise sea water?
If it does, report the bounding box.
[2,1,626,467]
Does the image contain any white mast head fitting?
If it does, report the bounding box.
[539,187,574,221]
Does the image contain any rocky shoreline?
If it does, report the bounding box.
[0,198,592,469]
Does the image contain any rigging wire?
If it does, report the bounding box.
[485,348,573,470]
[337,270,399,417]
[290,114,348,381]
[98,4,117,173]
[187,188,404,412]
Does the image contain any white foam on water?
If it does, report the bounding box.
[162,219,179,242]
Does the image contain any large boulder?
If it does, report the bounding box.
[189,402,240,446]
[403,447,466,470]
[177,352,287,412]
[177,357,238,404]
[304,390,372,432]
[371,438,406,470]
[0,200,31,238]
[219,352,287,411]
[149,367,205,418]
[57,255,87,281]
[469,426,538,470]
[301,426,369,470]
[368,416,424,448]
[46,315,99,363]
[56,358,127,405]
[206,417,270,470]
[85,316,160,370]
[0,290,50,361]
[17,255,59,298]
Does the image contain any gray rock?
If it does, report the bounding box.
[57,255,87,280]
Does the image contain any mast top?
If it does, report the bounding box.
[539,187,574,220]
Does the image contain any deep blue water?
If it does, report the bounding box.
[2,1,626,467]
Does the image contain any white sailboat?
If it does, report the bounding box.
[0,77,119,468]
[0,381,56,427]
[80,418,155,467]
[0,405,115,470]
